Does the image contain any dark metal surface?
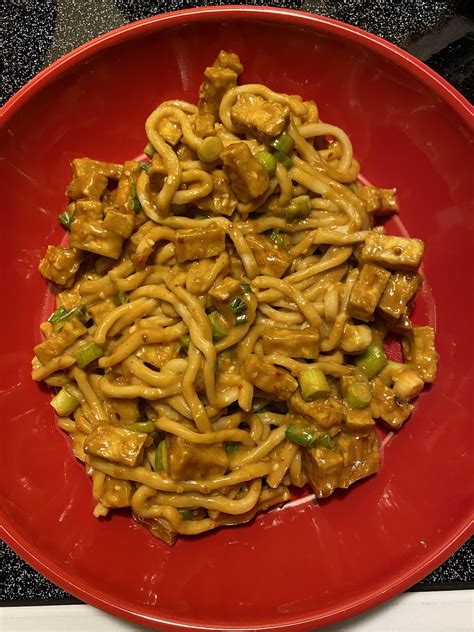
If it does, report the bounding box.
[1,0,473,606]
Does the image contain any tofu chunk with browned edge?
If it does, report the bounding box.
[242,354,298,400]
[98,476,134,508]
[347,264,391,321]
[38,246,84,288]
[403,326,438,383]
[361,233,424,272]
[290,392,343,434]
[166,435,229,481]
[34,317,87,364]
[303,429,379,498]
[378,272,421,322]
[231,93,290,138]
[262,327,320,359]
[71,158,122,180]
[198,51,243,117]
[246,233,290,278]
[220,142,270,203]
[196,171,237,217]
[370,377,413,428]
[174,224,226,262]
[84,423,148,467]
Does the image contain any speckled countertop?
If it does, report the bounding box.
[1,0,473,606]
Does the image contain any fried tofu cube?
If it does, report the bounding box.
[262,327,320,359]
[231,93,290,138]
[71,158,122,180]
[289,392,343,433]
[174,224,226,262]
[370,377,413,428]
[194,113,215,138]
[378,272,421,322]
[38,245,84,288]
[361,233,424,272]
[157,117,182,146]
[220,142,270,203]
[99,476,134,508]
[66,172,108,200]
[84,423,148,467]
[166,435,228,481]
[242,354,298,400]
[245,233,290,278]
[343,408,375,434]
[347,264,391,321]
[403,326,438,383]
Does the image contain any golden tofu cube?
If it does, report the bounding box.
[348,264,391,321]
[361,233,424,272]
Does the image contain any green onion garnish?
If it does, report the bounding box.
[48,306,68,325]
[180,334,191,349]
[256,150,277,176]
[344,381,372,409]
[140,161,151,170]
[273,150,293,170]
[178,508,193,520]
[235,313,248,326]
[240,281,251,294]
[316,434,337,449]
[154,440,166,471]
[267,228,289,249]
[194,212,211,219]
[74,342,103,368]
[144,142,155,158]
[225,441,239,455]
[356,344,388,379]
[114,291,129,306]
[298,368,330,401]
[229,297,247,314]
[197,136,223,162]
[58,208,74,230]
[124,421,156,433]
[50,387,80,416]
[48,305,89,327]
[285,195,311,221]
[208,311,229,341]
[130,182,141,212]
[270,133,295,156]
[171,203,189,215]
[286,423,318,448]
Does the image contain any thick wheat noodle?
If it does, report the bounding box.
[289,451,306,488]
[114,268,153,292]
[252,276,322,327]
[275,162,294,205]
[71,367,109,423]
[298,122,353,172]
[121,356,181,388]
[154,416,255,447]
[94,298,157,344]
[182,343,211,432]
[172,169,213,205]
[267,441,299,489]
[214,292,258,353]
[98,323,187,367]
[99,376,182,400]
[238,380,254,412]
[230,425,288,469]
[145,109,182,215]
[321,268,359,352]
[32,354,76,381]
[88,455,272,494]
[134,226,175,263]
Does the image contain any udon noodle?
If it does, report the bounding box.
[32,51,438,544]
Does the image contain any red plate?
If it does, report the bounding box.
[1,7,473,630]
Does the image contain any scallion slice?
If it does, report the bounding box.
[114,291,129,306]
[298,368,330,401]
[285,195,311,221]
[208,311,229,341]
[124,421,156,433]
[229,297,247,314]
[130,182,141,212]
[75,342,103,368]
[235,313,248,326]
[286,423,318,448]
[178,508,193,520]
[273,150,293,170]
[50,387,80,416]
[345,381,372,409]
[154,440,166,471]
[144,142,155,158]
[256,150,277,176]
[356,344,388,379]
[270,133,295,156]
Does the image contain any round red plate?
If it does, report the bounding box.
[1,7,473,631]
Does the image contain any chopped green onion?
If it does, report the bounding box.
[144,142,155,158]
[75,342,103,368]
[58,207,74,230]
[139,161,151,171]
[270,133,295,156]
[197,136,223,162]
[286,423,318,448]
[298,368,330,401]
[48,306,68,325]
[256,150,277,176]
[180,334,191,349]
[130,182,141,212]
[273,150,293,170]
[225,441,239,455]
[114,291,129,306]
[229,297,247,314]
[125,421,156,433]
[267,228,289,249]
[356,344,388,379]
[178,508,193,520]
[285,195,311,221]
[194,212,212,219]
[50,387,80,416]
[345,381,372,409]
[235,313,248,326]
[208,311,229,341]
[154,440,166,471]
[240,281,252,294]
[316,434,337,449]
[48,305,89,327]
